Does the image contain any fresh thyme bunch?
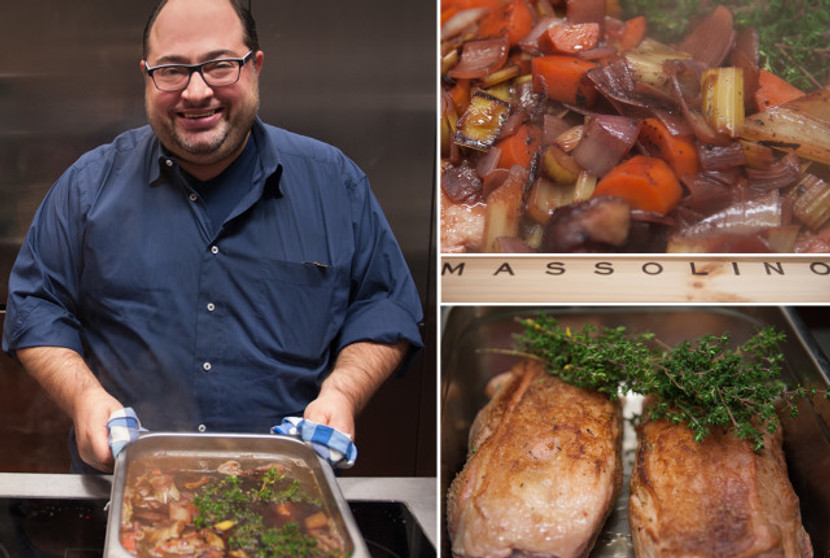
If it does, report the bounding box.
[513,314,655,400]
[512,315,826,451]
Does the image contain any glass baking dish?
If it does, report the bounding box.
[441,306,830,556]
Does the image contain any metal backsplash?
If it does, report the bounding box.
[0,0,436,305]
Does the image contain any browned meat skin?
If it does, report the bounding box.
[630,413,813,558]
[446,360,623,558]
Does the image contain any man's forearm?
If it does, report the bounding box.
[16,346,105,417]
[321,340,409,414]
[17,346,124,471]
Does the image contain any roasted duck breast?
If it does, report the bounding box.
[446,359,623,558]
[630,411,813,557]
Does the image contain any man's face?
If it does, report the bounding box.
[143,0,263,177]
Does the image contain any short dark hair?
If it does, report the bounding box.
[142,0,259,59]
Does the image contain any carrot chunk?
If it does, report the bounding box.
[754,69,805,110]
[618,15,646,50]
[496,124,541,169]
[594,155,683,215]
[531,55,597,105]
[544,23,600,55]
[638,117,700,178]
[477,0,534,47]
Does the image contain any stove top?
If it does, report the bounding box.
[0,498,435,558]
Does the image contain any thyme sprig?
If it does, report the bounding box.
[512,314,827,451]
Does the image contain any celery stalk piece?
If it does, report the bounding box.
[701,67,745,138]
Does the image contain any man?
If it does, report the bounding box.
[2,0,423,473]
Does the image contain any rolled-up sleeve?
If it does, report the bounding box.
[3,163,90,356]
[334,166,423,356]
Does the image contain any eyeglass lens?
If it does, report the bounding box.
[153,60,243,91]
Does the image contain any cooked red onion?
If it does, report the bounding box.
[730,27,760,109]
[442,8,488,41]
[679,192,782,238]
[577,45,619,60]
[630,210,676,226]
[747,152,802,192]
[448,37,510,80]
[680,174,735,214]
[698,142,746,171]
[669,70,729,146]
[481,168,511,199]
[650,108,694,137]
[442,161,483,204]
[519,17,562,55]
[678,5,736,68]
[475,145,502,179]
[492,236,535,252]
[588,58,643,108]
[542,113,572,144]
[703,167,745,188]
[498,111,526,141]
[572,114,639,176]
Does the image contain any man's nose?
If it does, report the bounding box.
[181,70,214,100]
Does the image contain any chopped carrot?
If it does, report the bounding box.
[495,124,541,169]
[619,15,646,50]
[531,55,597,105]
[754,69,805,110]
[638,117,700,178]
[477,0,534,47]
[543,23,601,55]
[594,155,683,215]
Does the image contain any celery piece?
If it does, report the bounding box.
[701,67,745,138]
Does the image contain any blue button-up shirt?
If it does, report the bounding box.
[3,119,423,434]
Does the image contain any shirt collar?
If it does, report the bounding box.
[148,118,283,199]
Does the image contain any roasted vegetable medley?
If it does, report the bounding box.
[120,459,347,558]
[441,0,830,253]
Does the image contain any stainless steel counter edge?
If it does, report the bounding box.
[0,473,438,548]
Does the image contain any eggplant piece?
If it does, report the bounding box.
[541,195,631,252]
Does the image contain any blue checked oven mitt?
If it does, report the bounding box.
[272,417,357,469]
[107,407,147,458]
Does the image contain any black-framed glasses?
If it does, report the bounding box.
[144,50,254,92]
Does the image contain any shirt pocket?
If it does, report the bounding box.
[256,259,343,364]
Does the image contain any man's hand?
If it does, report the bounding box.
[303,340,408,441]
[304,389,356,439]
[16,346,124,472]
[73,385,124,472]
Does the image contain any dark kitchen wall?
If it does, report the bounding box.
[0,1,436,476]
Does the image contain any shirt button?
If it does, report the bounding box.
[198,424,207,432]
[210,245,219,255]
[189,193,198,202]
[202,361,212,372]
[206,302,216,312]
[165,159,174,168]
